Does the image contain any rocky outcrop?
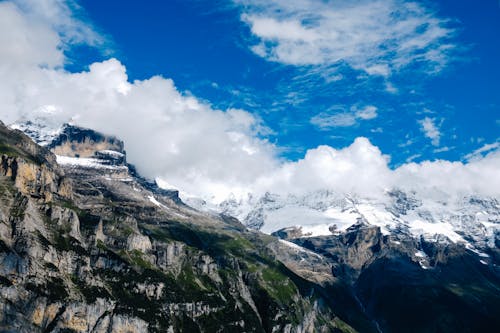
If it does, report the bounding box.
[48,125,124,159]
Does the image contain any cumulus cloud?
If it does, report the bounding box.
[251,139,500,200]
[0,57,278,201]
[236,0,458,76]
[0,0,105,70]
[418,117,441,146]
[12,0,105,48]
[0,0,498,204]
[0,1,62,68]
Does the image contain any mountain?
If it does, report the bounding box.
[190,190,500,332]
[2,120,500,332]
[190,188,500,263]
[0,121,353,332]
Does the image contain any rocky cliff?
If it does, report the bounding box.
[3,121,500,333]
[0,122,356,333]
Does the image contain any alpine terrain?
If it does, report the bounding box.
[0,120,499,333]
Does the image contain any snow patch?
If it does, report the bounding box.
[99,150,124,157]
[414,250,427,258]
[465,243,490,258]
[408,219,464,243]
[148,195,166,209]
[278,239,322,258]
[56,155,128,170]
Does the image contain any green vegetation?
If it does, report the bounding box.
[260,267,298,304]
[71,275,111,303]
[0,126,47,165]
[26,277,68,302]
[128,249,155,269]
[0,143,21,157]
[53,234,88,255]
[9,194,27,219]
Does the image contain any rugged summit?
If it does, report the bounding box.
[1,121,499,332]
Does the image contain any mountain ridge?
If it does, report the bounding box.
[2,120,499,332]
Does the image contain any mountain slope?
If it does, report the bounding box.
[196,189,500,261]
[3,120,500,332]
[0,122,357,333]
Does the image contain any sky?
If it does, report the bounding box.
[0,0,499,202]
[76,0,500,164]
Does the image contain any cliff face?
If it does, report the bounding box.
[0,122,353,333]
[2,121,499,333]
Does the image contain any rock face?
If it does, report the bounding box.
[277,222,500,333]
[48,125,124,159]
[0,122,350,333]
[3,121,500,333]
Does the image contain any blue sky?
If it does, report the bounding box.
[1,0,499,200]
[73,0,500,166]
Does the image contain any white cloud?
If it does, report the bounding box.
[465,142,500,161]
[418,117,441,146]
[0,2,62,68]
[310,112,357,129]
[236,0,458,77]
[1,0,498,205]
[434,146,452,153]
[310,104,378,129]
[0,0,106,70]
[250,139,500,200]
[354,105,378,120]
[12,0,105,48]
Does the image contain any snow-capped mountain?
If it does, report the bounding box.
[10,119,63,147]
[6,119,500,332]
[186,188,500,255]
[11,119,500,257]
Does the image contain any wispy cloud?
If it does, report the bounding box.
[418,117,441,146]
[434,146,453,153]
[310,104,378,130]
[354,105,378,120]
[465,142,500,161]
[235,0,459,78]
[311,112,357,129]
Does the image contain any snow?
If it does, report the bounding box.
[420,263,431,270]
[179,188,500,254]
[98,150,124,157]
[148,195,166,209]
[10,121,62,146]
[300,224,335,237]
[408,219,464,243]
[414,250,427,258]
[413,251,431,269]
[323,207,361,231]
[147,195,185,219]
[465,243,490,257]
[56,155,128,170]
[278,239,322,258]
[260,206,344,236]
[355,203,396,235]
